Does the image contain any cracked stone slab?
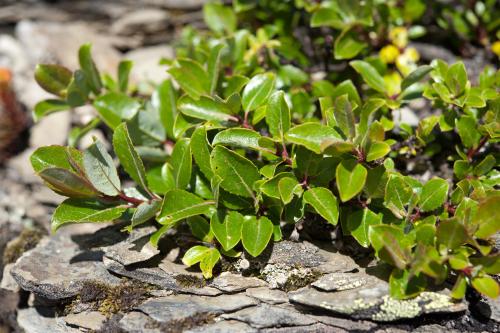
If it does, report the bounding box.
[10,231,121,300]
[312,272,368,291]
[288,271,466,322]
[119,311,162,333]
[245,287,288,304]
[186,320,258,333]
[102,226,160,266]
[261,323,345,333]
[307,314,377,331]
[265,241,325,267]
[103,256,222,296]
[222,303,317,329]
[210,272,267,293]
[17,307,80,333]
[138,294,258,323]
[63,311,106,331]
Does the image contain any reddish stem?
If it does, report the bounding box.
[118,192,144,206]
[467,136,488,161]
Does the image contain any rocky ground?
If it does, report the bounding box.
[0,1,499,332]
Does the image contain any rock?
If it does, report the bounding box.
[186,320,257,333]
[138,294,258,323]
[211,272,267,293]
[158,0,207,10]
[245,287,288,304]
[289,270,466,322]
[265,241,325,267]
[0,264,19,292]
[414,324,460,333]
[102,226,160,266]
[125,45,174,85]
[262,323,345,333]
[119,311,162,333]
[312,272,368,291]
[480,297,500,322]
[308,314,377,332]
[63,311,106,331]
[222,303,317,329]
[29,112,71,147]
[261,263,322,291]
[17,307,80,333]
[393,107,420,128]
[10,229,122,300]
[111,9,170,36]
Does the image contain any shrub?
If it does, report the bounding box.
[30,1,499,299]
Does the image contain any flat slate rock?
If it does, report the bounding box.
[10,231,121,300]
[211,272,267,292]
[119,311,162,333]
[222,303,317,329]
[186,320,257,333]
[312,272,368,291]
[63,311,106,331]
[289,271,466,322]
[245,287,288,304]
[138,294,258,323]
[17,307,80,333]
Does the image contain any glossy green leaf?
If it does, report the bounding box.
[334,28,367,60]
[350,60,385,93]
[94,92,141,129]
[68,118,101,147]
[187,216,213,242]
[401,65,432,91]
[344,208,382,247]
[83,140,121,196]
[66,70,90,107]
[207,43,224,94]
[285,123,343,154]
[117,60,132,93]
[451,274,467,299]
[366,142,391,162]
[210,146,260,199]
[158,189,214,225]
[303,187,339,225]
[445,62,468,96]
[153,79,177,140]
[146,163,175,195]
[191,127,214,180]
[169,59,209,99]
[211,210,244,251]
[473,154,496,176]
[78,44,102,94]
[472,276,500,298]
[436,218,467,250]
[33,99,70,121]
[171,138,192,189]
[31,145,83,173]
[130,200,161,229]
[456,116,481,148]
[474,195,500,239]
[203,2,236,34]
[419,178,449,212]
[389,269,426,299]
[369,225,410,269]
[178,95,238,122]
[39,168,99,198]
[241,216,274,257]
[278,177,301,205]
[52,198,126,232]
[242,73,276,112]
[34,64,72,97]
[336,160,367,202]
[266,91,291,139]
[212,128,273,154]
[384,175,413,218]
[199,247,221,278]
[113,123,149,193]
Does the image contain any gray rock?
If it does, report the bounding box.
[481,297,500,322]
[10,230,121,300]
[261,263,322,290]
[245,287,288,304]
[289,271,466,322]
[102,226,160,266]
[308,314,377,331]
[186,320,257,333]
[414,324,460,333]
[125,45,174,85]
[138,294,258,323]
[0,263,20,292]
[266,241,325,267]
[222,303,317,329]
[211,272,267,293]
[17,307,80,333]
[393,107,420,128]
[312,272,368,291]
[63,311,107,331]
[262,323,345,333]
[111,8,170,35]
[119,311,162,333]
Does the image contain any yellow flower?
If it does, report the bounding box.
[383,71,403,97]
[380,45,400,64]
[404,47,420,62]
[492,41,500,57]
[389,27,408,49]
[396,48,420,76]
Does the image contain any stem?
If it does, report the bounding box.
[117,192,144,206]
[242,111,251,129]
[467,136,488,161]
[281,141,292,165]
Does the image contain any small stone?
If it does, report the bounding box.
[111,9,170,35]
[0,263,20,292]
[480,297,500,322]
[63,311,106,331]
[222,303,317,329]
[266,241,324,267]
[119,311,161,333]
[312,272,368,291]
[261,263,322,291]
[186,320,257,333]
[211,272,267,293]
[125,45,174,85]
[245,287,288,304]
[17,307,80,333]
[102,226,160,266]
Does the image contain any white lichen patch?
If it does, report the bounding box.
[372,295,421,321]
[312,273,367,291]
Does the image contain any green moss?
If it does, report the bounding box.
[3,227,45,264]
[282,267,323,292]
[144,312,216,333]
[174,274,206,288]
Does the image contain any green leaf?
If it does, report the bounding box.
[39,168,99,198]
[212,128,274,154]
[31,145,83,173]
[191,127,214,180]
[332,80,361,107]
[94,92,141,129]
[130,200,161,229]
[336,159,367,202]
[285,123,343,154]
[472,276,500,298]
[78,43,102,94]
[451,274,467,299]
[182,245,210,266]
[368,225,410,269]
[241,216,274,257]
[199,248,221,279]
[266,91,291,139]
[401,65,432,91]
[333,95,356,139]
[366,142,391,162]
[261,172,295,199]
[203,2,236,34]
[350,60,385,93]
[242,73,276,112]
[419,178,449,212]
[344,208,382,247]
[83,140,121,196]
[456,116,481,148]
[66,70,90,107]
[210,146,260,199]
[334,28,367,60]
[146,163,175,195]
[389,269,426,299]
[118,60,133,93]
[34,64,72,97]
[158,189,214,225]
[207,43,225,95]
[168,59,209,99]
[445,62,468,96]
[474,195,500,239]
[210,210,244,251]
[178,95,238,122]
[171,138,192,189]
[384,175,413,218]
[113,123,149,193]
[187,216,214,242]
[52,198,126,232]
[436,218,467,250]
[33,99,70,121]
[473,154,496,176]
[278,177,301,205]
[153,80,177,140]
[303,187,339,225]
